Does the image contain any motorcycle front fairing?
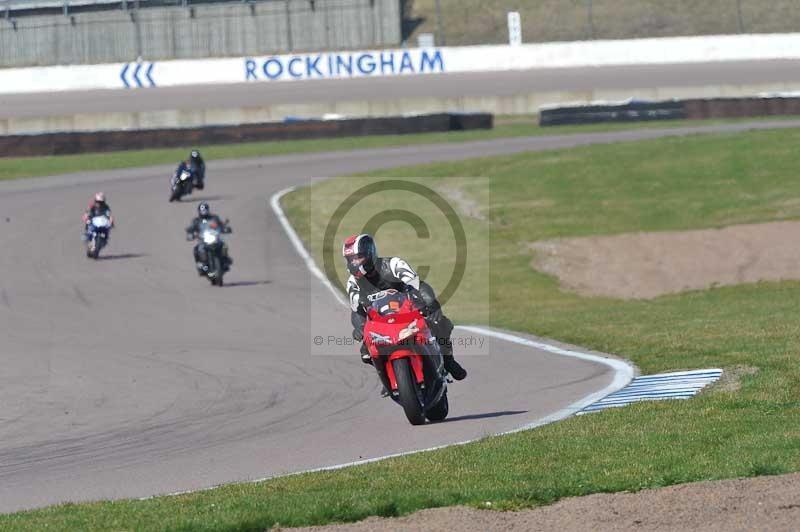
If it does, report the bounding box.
[363,290,447,410]
[89,215,111,240]
[199,221,223,249]
[172,170,193,191]
[196,220,225,267]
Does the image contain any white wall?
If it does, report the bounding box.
[4,33,800,95]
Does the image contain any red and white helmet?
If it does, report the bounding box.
[94,192,106,203]
[342,233,377,278]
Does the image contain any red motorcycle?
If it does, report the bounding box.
[363,289,450,425]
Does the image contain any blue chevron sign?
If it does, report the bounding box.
[120,62,157,88]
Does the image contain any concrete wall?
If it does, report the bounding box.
[0,0,401,67]
[5,81,800,136]
[6,33,800,94]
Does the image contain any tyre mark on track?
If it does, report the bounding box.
[72,285,91,308]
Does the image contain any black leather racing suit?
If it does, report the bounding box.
[190,156,206,189]
[347,256,456,363]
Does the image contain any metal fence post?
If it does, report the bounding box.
[371,0,377,46]
[736,0,744,33]
[435,0,444,45]
[134,0,142,59]
[323,0,331,50]
[286,0,293,51]
[586,0,595,39]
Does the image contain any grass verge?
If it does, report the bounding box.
[0,116,789,181]
[3,126,800,531]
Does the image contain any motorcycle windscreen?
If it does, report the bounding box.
[91,215,110,229]
[367,289,416,319]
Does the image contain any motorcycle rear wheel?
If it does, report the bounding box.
[392,358,426,426]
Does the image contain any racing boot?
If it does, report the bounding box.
[194,246,207,275]
[360,342,373,365]
[440,337,467,380]
[221,245,233,272]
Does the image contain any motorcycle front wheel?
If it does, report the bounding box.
[392,358,426,426]
[425,391,449,422]
[208,255,223,286]
[87,239,99,259]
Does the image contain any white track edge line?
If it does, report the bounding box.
[141,186,635,501]
[269,186,347,306]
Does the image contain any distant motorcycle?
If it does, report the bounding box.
[363,288,450,425]
[85,214,111,259]
[169,168,194,202]
[188,219,231,286]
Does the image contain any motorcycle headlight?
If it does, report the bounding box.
[202,231,218,245]
[369,331,392,345]
[398,320,419,341]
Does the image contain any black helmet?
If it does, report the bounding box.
[342,233,377,278]
[190,149,200,159]
[198,202,210,217]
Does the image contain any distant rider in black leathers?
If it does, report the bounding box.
[342,233,467,384]
[185,202,232,275]
[189,149,206,190]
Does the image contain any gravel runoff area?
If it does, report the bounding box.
[530,221,800,300]
[283,220,800,530]
[285,473,800,532]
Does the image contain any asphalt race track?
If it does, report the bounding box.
[3,121,799,513]
[3,60,800,119]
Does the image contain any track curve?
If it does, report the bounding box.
[3,121,796,513]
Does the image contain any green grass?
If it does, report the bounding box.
[0,116,790,181]
[405,0,800,45]
[4,125,800,530]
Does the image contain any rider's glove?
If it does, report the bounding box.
[407,288,429,317]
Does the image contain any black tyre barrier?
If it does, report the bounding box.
[0,113,493,158]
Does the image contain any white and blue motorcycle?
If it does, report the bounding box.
[85,214,112,259]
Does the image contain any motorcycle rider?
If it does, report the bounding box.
[343,233,467,382]
[185,202,232,275]
[189,149,206,190]
[81,192,114,240]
